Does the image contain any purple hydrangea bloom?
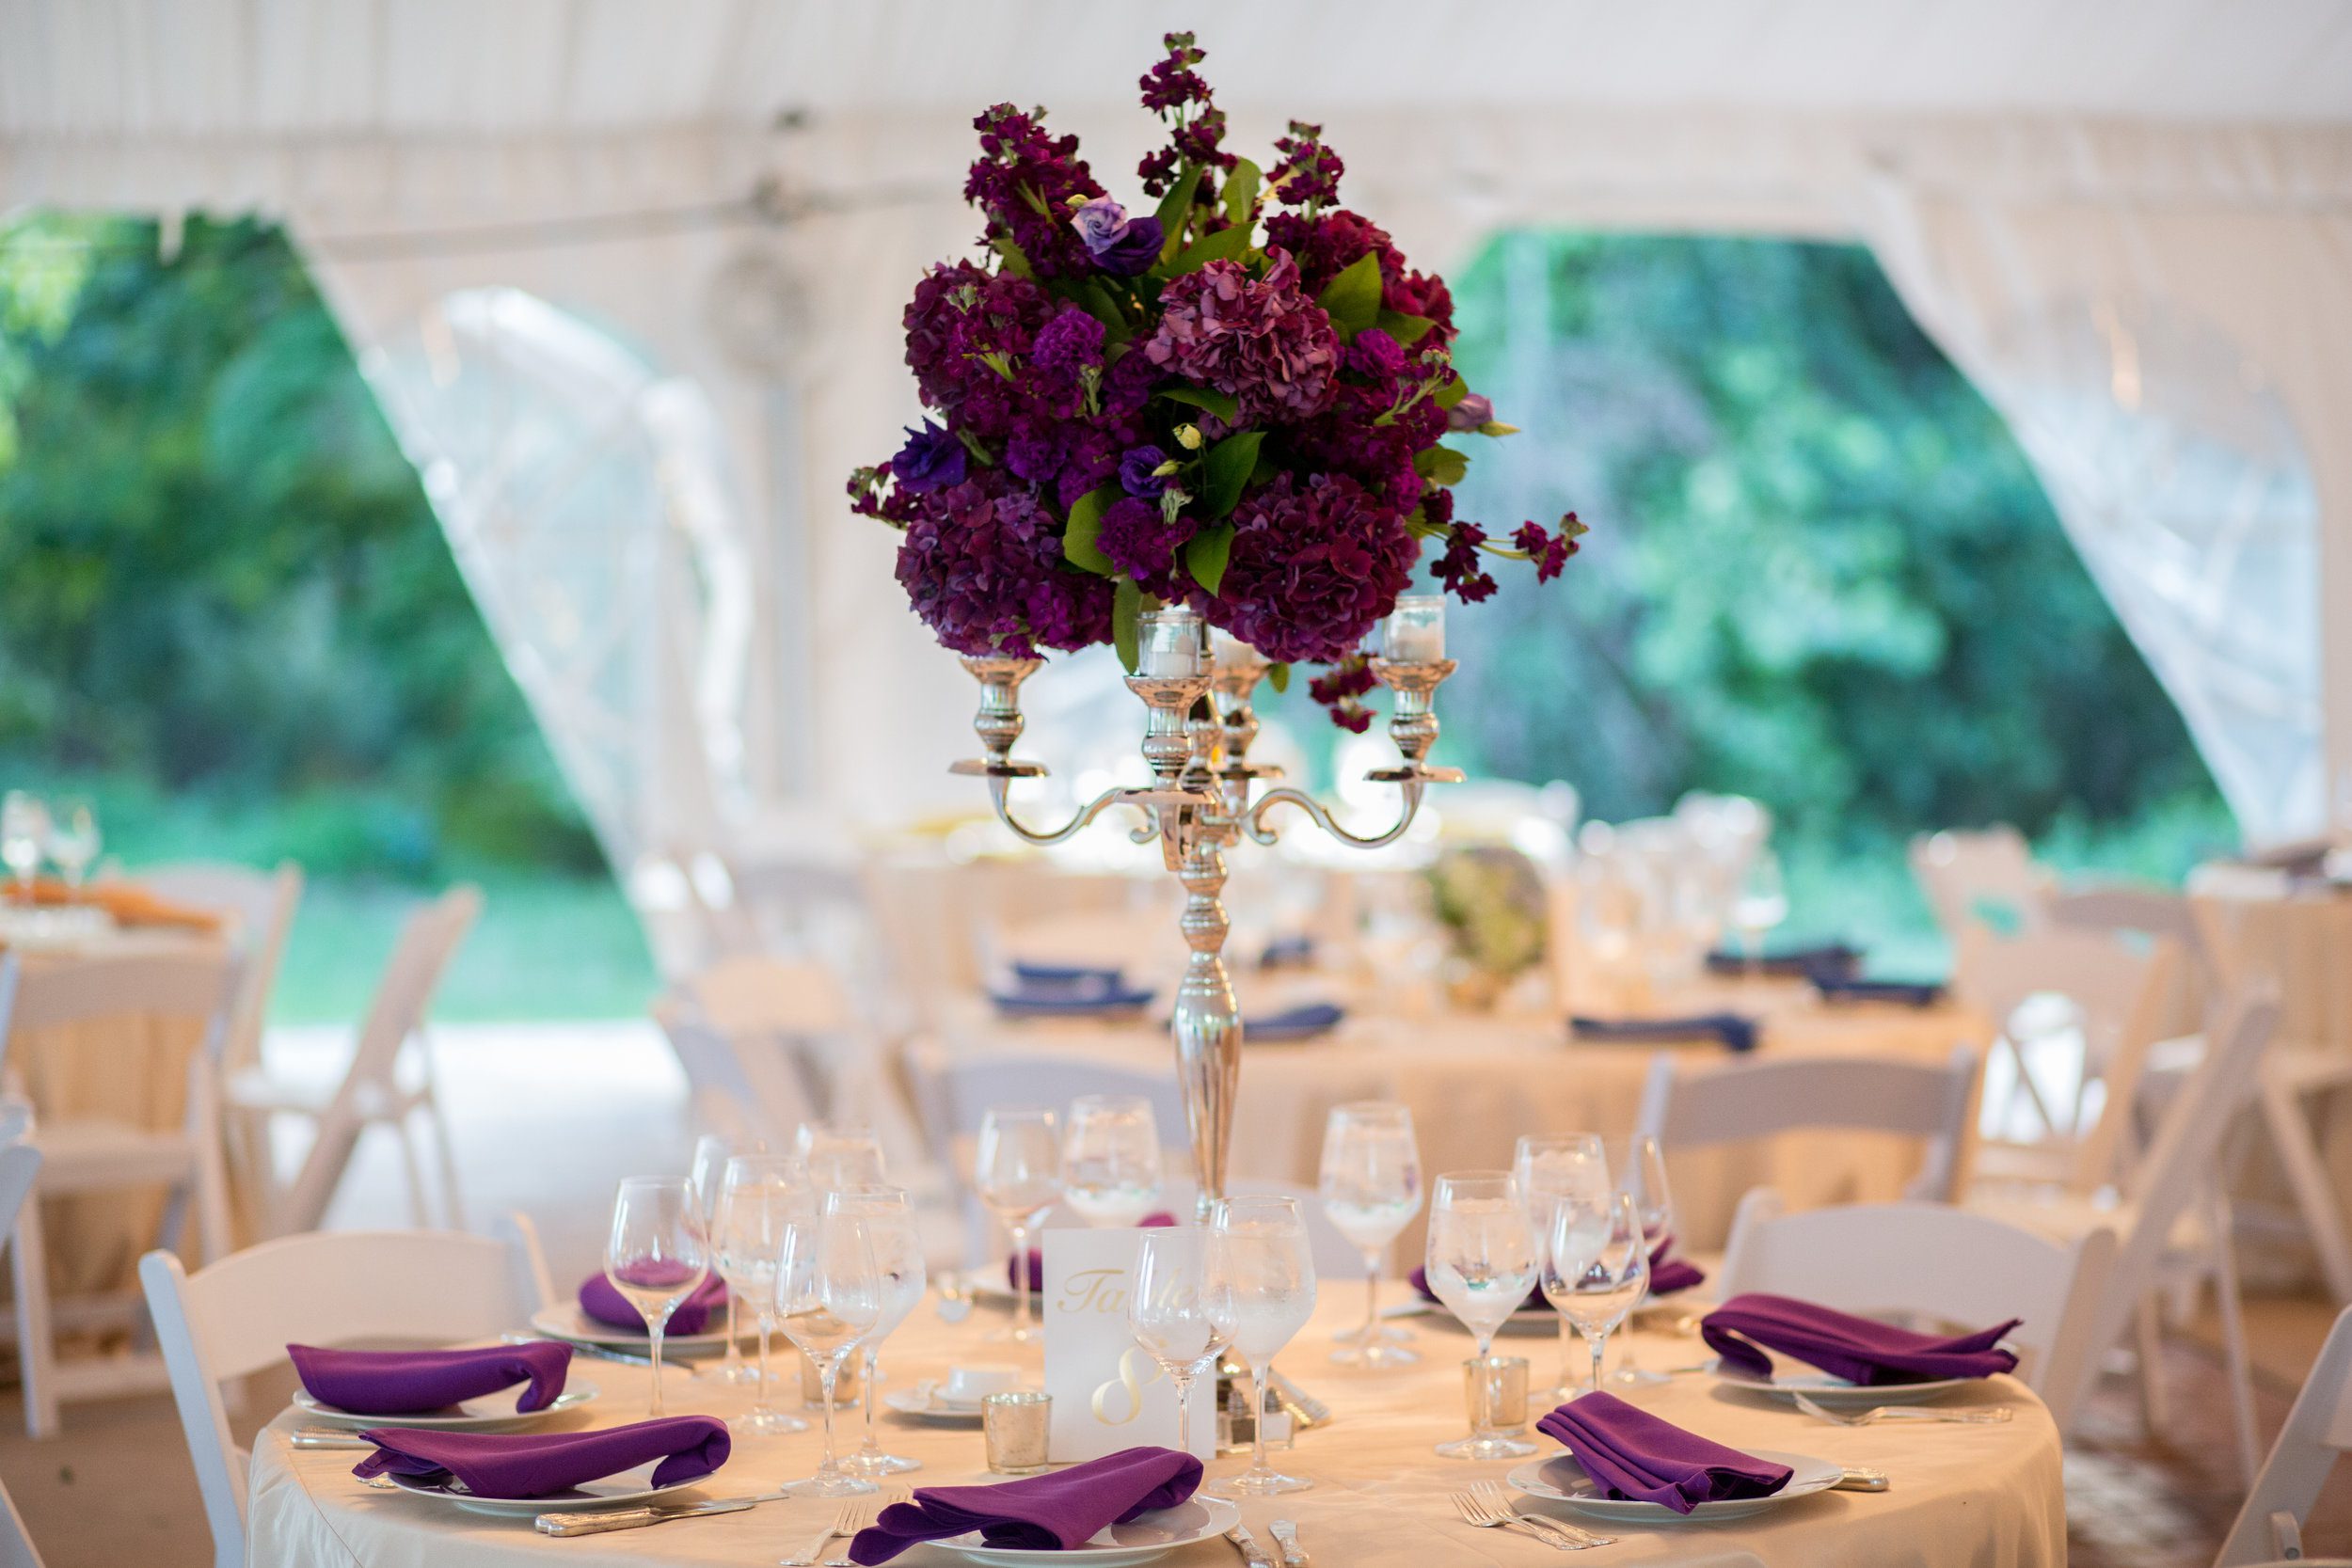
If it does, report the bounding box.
[1143,249,1339,425]
[1447,392,1495,432]
[1119,444,1170,499]
[1071,198,1166,277]
[1206,472,1415,663]
[1096,496,1198,594]
[891,420,967,494]
[893,471,1115,657]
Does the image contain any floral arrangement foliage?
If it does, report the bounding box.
[1427,844,1550,982]
[850,33,1582,728]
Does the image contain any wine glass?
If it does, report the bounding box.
[975,1106,1061,1345]
[799,1122,887,1192]
[1423,1172,1540,1459]
[1205,1195,1316,1497]
[829,1184,928,1477]
[1604,1133,1675,1386]
[1317,1101,1422,1368]
[1732,847,1788,974]
[2,792,48,905]
[688,1132,755,1386]
[43,796,98,896]
[1128,1226,1235,1457]
[1514,1132,1608,1396]
[604,1176,709,1418]
[1542,1188,1649,1396]
[1061,1095,1162,1227]
[710,1155,812,1434]
[775,1210,885,1497]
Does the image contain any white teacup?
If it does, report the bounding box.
[941,1363,1021,1405]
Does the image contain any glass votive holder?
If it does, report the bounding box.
[1383,594,1446,663]
[800,1350,861,1409]
[1137,607,1205,678]
[1465,1354,1530,1433]
[983,1390,1053,1474]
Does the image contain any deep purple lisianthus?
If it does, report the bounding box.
[1119,445,1170,499]
[1071,198,1165,277]
[1447,393,1495,433]
[891,421,967,494]
[1207,472,1414,663]
[1095,496,1197,594]
[1144,249,1339,425]
[893,470,1114,657]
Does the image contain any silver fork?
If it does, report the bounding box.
[1472,1481,1614,1548]
[818,1487,910,1568]
[1451,1489,1583,1550]
[1791,1391,2011,1427]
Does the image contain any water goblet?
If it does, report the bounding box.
[689,1132,756,1386]
[1317,1101,1422,1368]
[1,792,48,906]
[775,1210,884,1497]
[711,1155,811,1435]
[1205,1195,1316,1497]
[1542,1188,1650,1395]
[1602,1133,1676,1386]
[604,1176,709,1418]
[1733,847,1788,974]
[1061,1095,1162,1227]
[799,1121,887,1193]
[1514,1132,1607,1396]
[1424,1172,1540,1459]
[1128,1225,1234,1456]
[829,1184,928,1477]
[44,796,99,896]
[976,1106,1060,1345]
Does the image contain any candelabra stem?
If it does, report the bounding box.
[1171,831,1240,1220]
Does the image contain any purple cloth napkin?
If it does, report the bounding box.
[1010,960,1126,986]
[1705,942,1861,980]
[1570,1013,1759,1053]
[1260,933,1316,969]
[353,1416,729,1499]
[849,1446,1202,1564]
[1536,1390,1791,1514]
[289,1342,571,1416]
[1647,1237,1705,1297]
[1810,974,1947,1007]
[1009,1212,1177,1291]
[1701,1291,2020,1385]
[579,1271,727,1336]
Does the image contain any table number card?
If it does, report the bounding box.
[1041,1228,1216,1464]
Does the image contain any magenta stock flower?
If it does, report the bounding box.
[1144,249,1338,424]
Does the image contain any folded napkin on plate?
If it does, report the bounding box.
[849,1445,1202,1565]
[1647,1237,1705,1297]
[1809,974,1947,1007]
[289,1342,570,1416]
[1010,1212,1178,1291]
[1246,1001,1344,1041]
[354,1416,728,1499]
[1009,960,1126,986]
[1701,1291,2019,1385]
[1703,942,1860,981]
[1536,1390,1791,1514]
[578,1272,727,1336]
[1570,1013,1758,1053]
[1260,933,1316,970]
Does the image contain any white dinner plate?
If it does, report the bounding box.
[527,1304,744,1356]
[1508,1449,1842,1522]
[382,1463,705,1516]
[883,1386,989,1424]
[294,1383,598,1431]
[933,1497,1241,1566]
[1707,1358,1977,1406]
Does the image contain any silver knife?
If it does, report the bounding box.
[289,1428,376,1450]
[1226,1523,1277,1567]
[1835,1467,1891,1492]
[1268,1518,1309,1566]
[533,1489,789,1535]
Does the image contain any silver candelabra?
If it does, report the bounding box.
[950,597,1463,1218]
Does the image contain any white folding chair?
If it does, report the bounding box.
[132,862,304,1079]
[1974,985,2280,1479]
[1717,1189,2114,1430]
[2217,1306,2352,1566]
[0,949,240,1437]
[139,1228,542,1568]
[0,1135,48,1565]
[650,995,823,1150]
[1908,825,2054,944]
[228,886,479,1235]
[1633,1044,1981,1201]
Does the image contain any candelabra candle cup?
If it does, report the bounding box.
[1382,595,1446,664]
[1208,628,1269,677]
[982,1391,1053,1474]
[1465,1354,1530,1433]
[1138,608,1206,678]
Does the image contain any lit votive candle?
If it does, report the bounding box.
[1208,627,1268,675]
[1138,608,1205,678]
[1383,594,1446,663]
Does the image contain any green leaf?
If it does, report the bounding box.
[1414,444,1470,486]
[1184,522,1236,596]
[1157,386,1239,422]
[1201,430,1264,519]
[1223,158,1261,227]
[1432,372,1470,410]
[1166,225,1253,277]
[1113,579,1143,673]
[1316,251,1383,339]
[1153,165,1204,261]
[1061,483,1123,576]
[992,235,1034,279]
[1376,309,1436,345]
[1266,661,1290,694]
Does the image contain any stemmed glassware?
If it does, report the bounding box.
[1514,1132,1608,1397]
[775,1209,884,1497]
[1732,847,1788,973]
[604,1176,710,1418]
[1541,1188,1650,1396]
[829,1184,929,1477]
[1204,1195,1316,1497]
[1423,1172,1540,1459]
[1060,1095,1162,1226]
[710,1154,811,1435]
[799,1122,888,1193]
[976,1106,1061,1345]
[2,792,48,906]
[1317,1101,1422,1368]
[1128,1226,1235,1457]
[1604,1133,1676,1386]
[44,796,98,895]
[688,1132,755,1386]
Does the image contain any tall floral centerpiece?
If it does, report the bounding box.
[851,35,1583,1211]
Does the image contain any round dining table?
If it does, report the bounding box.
[246,1293,2062,1566]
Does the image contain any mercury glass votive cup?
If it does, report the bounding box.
[982,1390,1053,1474]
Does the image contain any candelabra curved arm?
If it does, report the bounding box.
[984,776,1153,848]
[1242,780,1427,850]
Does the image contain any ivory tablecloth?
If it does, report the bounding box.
[246,1296,2063,1567]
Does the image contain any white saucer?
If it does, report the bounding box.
[294,1384,597,1431]
[935,1497,1241,1566]
[1508,1449,1841,1522]
[527,1304,744,1356]
[382,1463,706,1516]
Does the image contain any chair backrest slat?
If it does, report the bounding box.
[135,862,304,1074]
[0,951,241,1083]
